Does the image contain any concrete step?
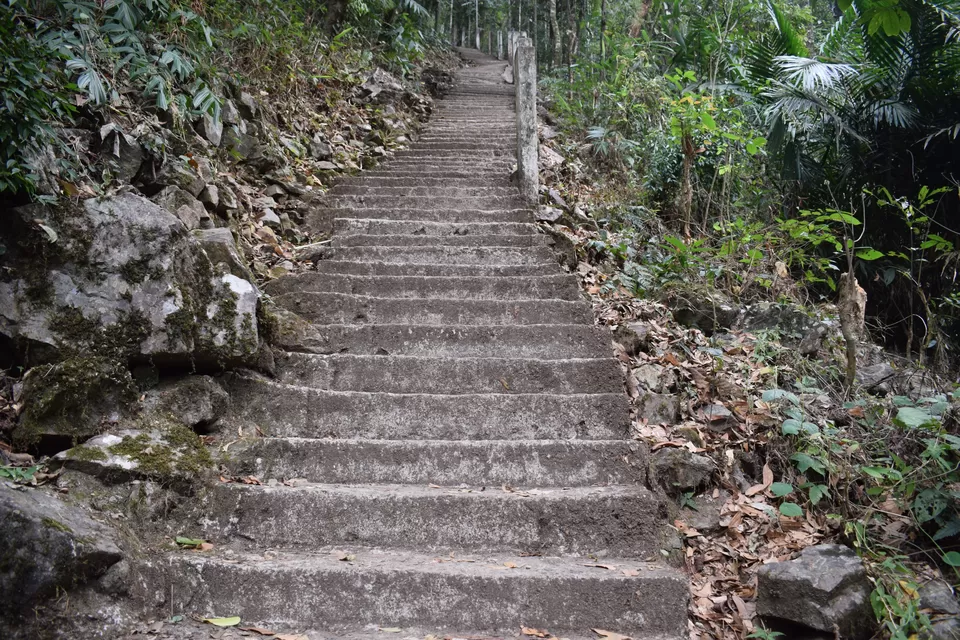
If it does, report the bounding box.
[333,177,514,188]
[330,185,518,197]
[271,292,591,325]
[139,549,687,635]
[273,352,624,394]
[317,208,531,223]
[231,438,646,487]
[359,170,511,180]
[220,375,630,440]
[270,323,615,358]
[312,260,558,277]
[332,219,538,236]
[330,234,547,248]
[265,273,580,300]
[201,482,666,555]
[324,195,526,210]
[317,245,557,266]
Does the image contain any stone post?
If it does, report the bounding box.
[514,36,538,204]
[507,30,516,65]
[497,30,503,60]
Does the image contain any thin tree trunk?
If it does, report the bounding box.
[680,133,694,237]
[475,0,480,48]
[549,0,561,68]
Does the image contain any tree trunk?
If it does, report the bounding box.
[475,0,480,49]
[680,133,694,237]
[549,0,561,68]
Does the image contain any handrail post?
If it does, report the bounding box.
[514,36,538,204]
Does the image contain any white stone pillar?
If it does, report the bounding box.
[514,36,538,204]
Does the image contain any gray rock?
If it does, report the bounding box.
[310,134,332,160]
[53,426,212,488]
[141,375,229,429]
[0,484,122,616]
[757,544,873,639]
[613,322,651,356]
[154,155,213,197]
[222,99,240,125]
[739,302,816,337]
[361,68,404,104]
[925,618,960,640]
[701,403,734,426]
[197,113,223,147]
[671,291,741,335]
[920,581,960,615]
[799,322,830,356]
[857,362,897,394]
[638,392,680,425]
[151,186,207,230]
[260,209,282,229]
[22,142,61,195]
[223,124,259,160]
[199,184,220,209]
[195,227,255,282]
[547,188,568,210]
[264,184,286,198]
[633,363,668,392]
[536,205,563,223]
[0,194,261,370]
[238,91,259,120]
[218,185,239,213]
[682,491,728,533]
[99,123,144,183]
[648,448,714,496]
[315,161,338,171]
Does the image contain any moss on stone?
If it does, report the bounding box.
[41,517,73,534]
[65,445,108,462]
[106,424,213,480]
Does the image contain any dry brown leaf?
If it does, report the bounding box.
[621,569,639,577]
[504,561,518,568]
[762,463,774,487]
[592,629,632,640]
[198,542,214,552]
[275,635,309,640]
[583,563,617,570]
[521,627,551,637]
[239,628,276,636]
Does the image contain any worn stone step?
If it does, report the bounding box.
[139,549,687,635]
[231,438,645,486]
[412,142,512,151]
[312,261,556,277]
[324,195,525,210]
[265,273,580,301]
[272,292,591,325]
[201,482,665,555]
[318,245,556,266]
[270,323,614,359]
[333,177,513,188]
[330,185,518,197]
[274,353,623,395]
[317,208,530,224]
[392,150,511,160]
[330,234,547,248]
[332,219,537,236]
[359,170,511,180]
[220,375,630,440]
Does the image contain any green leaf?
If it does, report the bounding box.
[779,502,804,517]
[942,552,960,567]
[808,484,829,505]
[791,452,826,475]
[781,419,801,435]
[770,482,794,497]
[837,0,852,10]
[856,249,884,261]
[203,617,241,627]
[700,112,717,131]
[762,389,800,405]
[175,536,205,548]
[894,406,938,429]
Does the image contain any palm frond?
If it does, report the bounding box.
[775,55,859,93]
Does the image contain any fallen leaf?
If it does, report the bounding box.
[239,627,276,636]
[203,616,241,627]
[521,627,551,637]
[592,629,631,640]
[175,537,206,549]
[583,563,617,570]
[378,628,403,633]
[198,542,214,552]
[275,635,309,640]
[622,569,640,577]
[504,561,518,568]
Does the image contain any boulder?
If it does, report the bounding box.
[223,124,259,160]
[0,194,262,371]
[613,322,652,356]
[633,363,670,392]
[151,186,207,230]
[648,447,714,496]
[536,205,563,223]
[54,425,213,488]
[199,184,220,210]
[669,290,741,335]
[361,68,404,104]
[222,99,240,125]
[638,392,681,425]
[197,113,223,147]
[194,227,254,282]
[99,124,145,183]
[919,580,960,615]
[857,362,897,394]
[757,544,873,639]
[140,375,229,429]
[153,155,213,197]
[238,91,259,120]
[0,484,122,616]
[309,134,333,160]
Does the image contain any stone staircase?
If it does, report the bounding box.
[140,49,688,638]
